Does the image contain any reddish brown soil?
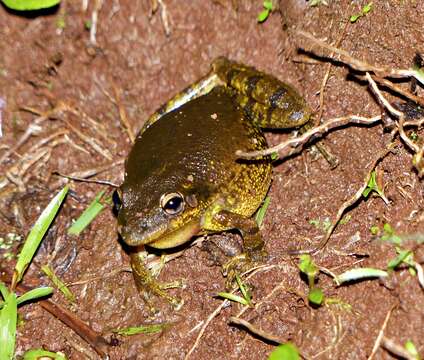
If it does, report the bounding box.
[1,1,423,359]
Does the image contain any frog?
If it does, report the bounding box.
[116,57,311,311]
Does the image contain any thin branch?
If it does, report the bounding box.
[237,115,382,159]
[296,30,424,85]
[228,316,283,344]
[368,304,397,360]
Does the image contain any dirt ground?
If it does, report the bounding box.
[1,0,423,359]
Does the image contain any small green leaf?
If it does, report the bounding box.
[350,2,373,23]
[257,9,270,23]
[0,291,17,360]
[268,342,300,360]
[298,255,318,278]
[263,0,273,10]
[299,255,319,289]
[335,267,388,285]
[68,190,106,236]
[23,349,67,360]
[217,292,250,306]
[14,186,69,287]
[404,340,420,359]
[362,2,373,14]
[17,287,53,306]
[41,265,75,303]
[349,14,361,23]
[1,0,60,10]
[112,324,169,336]
[255,196,271,227]
[308,287,324,306]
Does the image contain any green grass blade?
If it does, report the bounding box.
[23,349,67,360]
[41,265,75,303]
[13,186,69,288]
[1,0,60,11]
[217,292,250,306]
[67,190,106,236]
[16,287,53,306]
[255,196,271,227]
[0,282,9,300]
[0,291,17,360]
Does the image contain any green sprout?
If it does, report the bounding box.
[1,0,60,10]
[298,255,324,306]
[350,2,373,23]
[268,342,300,360]
[257,1,273,23]
[362,170,389,204]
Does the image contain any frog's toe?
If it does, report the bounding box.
[222,254,256,289]
[140,282,184,314]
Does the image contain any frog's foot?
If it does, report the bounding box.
[130,253,184,314]
[222,249,267,289]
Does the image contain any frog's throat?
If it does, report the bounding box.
[148,219,201,249]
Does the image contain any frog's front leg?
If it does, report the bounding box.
[213,210,267,261]
[130,252,183,313]
[209,210,268,286]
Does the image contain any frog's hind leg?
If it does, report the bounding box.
[212,57,312,130]
[140,70,223,134]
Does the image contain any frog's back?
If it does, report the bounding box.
[125,86,272,217]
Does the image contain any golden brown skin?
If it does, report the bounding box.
[117,57,311,310]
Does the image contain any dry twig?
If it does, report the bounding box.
[296,30,424,85]
[368,304,397,360]
[237,115,382,159]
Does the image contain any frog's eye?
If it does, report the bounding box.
[160,192,185,215]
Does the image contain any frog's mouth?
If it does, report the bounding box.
[120,219,200,249]
[149,219,201,249]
